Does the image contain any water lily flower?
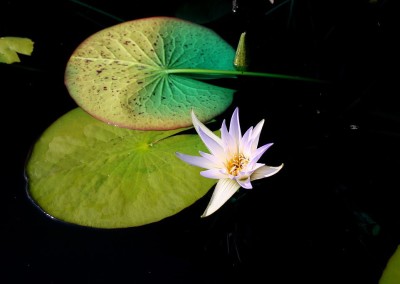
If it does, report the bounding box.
[176,107,283,217]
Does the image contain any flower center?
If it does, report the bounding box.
[227,153,249,176]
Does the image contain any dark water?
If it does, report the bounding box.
[2,0,399,283]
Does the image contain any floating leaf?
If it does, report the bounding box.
[65,16,236,131]
[26,108,217,228]
[379,245,400,284]
[0,37,34,64]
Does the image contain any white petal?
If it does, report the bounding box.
[240,163,264,177]
[176,152,215,169]
[221,119,236,154]
[220,119,229,142]
[240,126,253,154]
[199,151,224,168]
[248,143,273,168]
[201,178,241,217]
[229,107,241,146]
[251,119,265,152]
[251,162,266,172]
[191,109,222,146]
[200,168,228,179]
[242,126,253,143]
[250,164,284,181]
[196,123,225,161]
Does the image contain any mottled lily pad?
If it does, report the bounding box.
[26,108,217,228]
[65,16,236,130]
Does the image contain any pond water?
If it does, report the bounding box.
[2,0,398,283]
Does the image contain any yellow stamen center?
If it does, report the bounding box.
[227,153,249,176]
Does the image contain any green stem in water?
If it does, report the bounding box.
[166,68,327,83]
[68,0,125,22]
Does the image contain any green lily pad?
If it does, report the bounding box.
[65,16,236,131]
[379,245,400,284]
[0,37,34,64]
[26,108,217,228]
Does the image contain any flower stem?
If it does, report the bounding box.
[166,68,327,83]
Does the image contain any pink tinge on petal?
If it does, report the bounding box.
[229,107,241,146]
[251,119,265,152]
[240,126,254,155]
[236,176,253,189]
[201,168,228,180]
[248,143,273,168]
[199,151,224,168]
[196,122,225,160]
[221,119,236,154]
[176,152,215,169]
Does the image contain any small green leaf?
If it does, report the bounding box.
[0,37,34,64]
[65,17,236,131]
[379,245,400,284]
[26,108,217,228]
